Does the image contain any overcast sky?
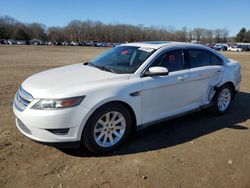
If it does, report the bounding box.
[1,0,250,36]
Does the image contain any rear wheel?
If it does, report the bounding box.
[210,84,233,115]
[82,103,132,154]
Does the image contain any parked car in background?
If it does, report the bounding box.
[30,39,44,45]
[229,46,243,52]
[0,39,8,44]
[205,44,214,49]
[1,39,124,48]
[96,42,104,47]
[17,40,26,45]
[112,43,122,47]
[241,45,250,51]
[101,42,108,47]
[213,44,228,51]
[55,41,62,46]
[227,45,233,51]
[237,43,250,51]
[8,39,17,45]
[70,41,79,46]
[61,41,69,46]
[44,41,53,45]
[13,41,241,154]
[84,41,98,46]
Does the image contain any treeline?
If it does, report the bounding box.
[235,27,250,43]
[0,15,248,43]
[0,16,47,41]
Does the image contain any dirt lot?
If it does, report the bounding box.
[0,45,249,188]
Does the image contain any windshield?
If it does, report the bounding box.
[89,46,155,74]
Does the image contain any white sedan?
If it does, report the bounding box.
[13,42,241,153]
[228,46,243,52]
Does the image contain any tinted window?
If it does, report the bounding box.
[187,50,210,68]
[151,50,184,72]
[211,53,223,65]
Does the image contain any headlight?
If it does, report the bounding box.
[31,96,85,110]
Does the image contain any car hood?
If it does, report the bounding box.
[22,63,130,98]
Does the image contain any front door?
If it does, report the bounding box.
[141,49,198,124]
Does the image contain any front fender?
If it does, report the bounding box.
[76,93,142,140]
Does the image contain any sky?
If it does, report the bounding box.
[1,0,250,36]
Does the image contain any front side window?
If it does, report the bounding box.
[150,50,185,72]
[90,46,155,74]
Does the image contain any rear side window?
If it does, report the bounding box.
[187,50,210,68]
[186,49,223,68]
[151,50,184,72]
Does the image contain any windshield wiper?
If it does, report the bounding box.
[96,65,116,73]
[83,61,116,73]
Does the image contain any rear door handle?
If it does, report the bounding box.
[178,75,188,81]
[216,68,224,73]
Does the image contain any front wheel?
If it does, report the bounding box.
[82,103,132,154]
[210,84,233,115]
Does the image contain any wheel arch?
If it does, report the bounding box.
[218,81,237,98]
[79,100,138,139]
[99,100,137,130]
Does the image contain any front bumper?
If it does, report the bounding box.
[13,102,90,144]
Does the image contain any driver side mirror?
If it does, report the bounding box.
[144,66,169,76]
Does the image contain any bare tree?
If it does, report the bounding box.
[193,28,204,42]
[0,15,18,39]
[29,23,47,40]
[204,29,213,44]
[221,27,229,43]
[214,29,223,43]
[47,27,65,41]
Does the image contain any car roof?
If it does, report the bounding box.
[121,41,207,49]
[121,41,229,63]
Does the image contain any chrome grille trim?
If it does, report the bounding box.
[14,87,34,111]
[17,92,30,106]
[18,87,33,102]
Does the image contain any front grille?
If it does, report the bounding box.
[14,87,34,111]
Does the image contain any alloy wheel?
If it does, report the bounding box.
[94,111,126,148]
[217,88,231,112]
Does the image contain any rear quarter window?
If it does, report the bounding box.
[210,53,223,65]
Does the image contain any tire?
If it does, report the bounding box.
[82,102,132,154]
[210,84,233,115]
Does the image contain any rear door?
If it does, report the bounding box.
[185,49,224,104]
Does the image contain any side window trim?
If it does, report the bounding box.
[183,49,191,69]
